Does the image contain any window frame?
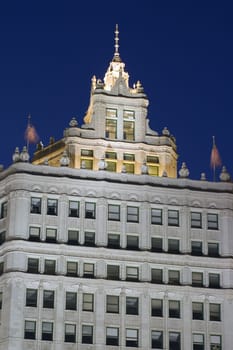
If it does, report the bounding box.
[192,302,204,320]
[24,320,36,340]
[30,197,41,214]
[127,206,139,223]
[108,204,120,221]
[44,260,56,275]
[126,266,139,282]
[108,233,120,249]
[106,295,119,314]
[41,321,53,341]
[43,290,55,309]
[209,303,221,321]
[168,209,179,226]
[126,328,138,347]
[82,325,93,344]
[65,291,77,311]
[68,200,79,218]
[64,323,76,343]
[85,202,96,219]
[84,231,95,246]
[168,300,180,318]
[67,261,78,277]
[27,258,39,274]
[47,199,58,216]
[83,263,94,278]
[45,228,57,243]
[126,296,139,315]
[107,265,120,280]
[151,299,163,317]
[207,213,219,230]
[29,226,40,241]
[82,293,94,312]
[67,230,79,245]
[168,270,180,285]
[106,327,119,346]
[126,235,139,250]
[192,272,203,287]
[26,288,38,307]
[191,212,202,228]
[151,330,163,349]
[151,208,163,225]
[168,238,180,254]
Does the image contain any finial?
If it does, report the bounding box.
[113,24,121,62]
[219,166,231,182]
[179,162,190,178]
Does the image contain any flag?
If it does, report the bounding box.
[210,136,221,169]
[24,115,39,144]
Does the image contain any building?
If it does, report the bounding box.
[0,25,232,350]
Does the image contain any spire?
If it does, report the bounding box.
[113,24,121,62]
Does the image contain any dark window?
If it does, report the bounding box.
[169,300,180,318]
[47,199,58,216]
[65,324,76,343]
[208,242,219,257]
[27,258,39,274]
[67,261,78,277]
[0,292,2,309]
[108,204,120,221]
[44,260,56,275]
[0,231,5,245]
[209,303,221,321]
[151,209,162,225]
[69,201,79,217]
[83,293,94,312]
[82,325,93,344]
[193,334,204,350]
[168,270,180,285]
[26,289,37,307]
[0,202,7,219]
[68,230,79,245]
[126,328,138,347]
[84,231,95,246]
[192,272,203,287]
[106,327,119,346]
[29,226,40,241]
[30,197,41,214]
[192,302,204,320]
[151,237,163,252]
[106,295,119,313]
[191,212,202,228]
[85,202,96,219]
[107,265,120,280]
[83,263,94,278]
[169,332,180,350]
[108,234,120,248]
[65,292,77,310]
[209,273,220,288]
[207,213,218,230]
[43,290,54,308]
[152,330,163,349]
[151,269,163,284]
[42,322,53,341]
[151,299,163,317]
[45,228,57,243]
[127,235,139,250]
[191,241,203,256]
[168,239,180,253]
[126,267,139,281]
[0,262,3,275]
[127,206,139,223]
[24,320,36,339]
[126,297,138,315]
[168,210,179,226]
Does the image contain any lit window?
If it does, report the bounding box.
[123,162,135,173]
[126,328,138,347]
[193,334,204,350]
[168,270,180,285]
[65,324,76,343]
[0,231,5,245]
[83,293,94,312]
[151,269,163,284]
[207,213,219,230]
[126,297,138,315]
[80,149,93,169]
[67,261,78,277]
[106,108,117,139]
[191,212,202,228]
[151,299,163,317]
[105,152,117,172]
[30,197,41,214]
[45,228,57,243]
[108,204,120,221]
[68,230,79,245]
[108,234,120,248]
[209,303,221,321]
[106,160,117,172]
[44,260,56,275]
[127,206,139,223]
[41,321,53,341]
[29,226,40,241]
[26,289,37,307]
[82,325,93,344]
[168,210,179,226]
[169,300,180,318]
[43,290,54,309]
[192,302,204,320]
[81,149,93,157]
[106,295,119,313]
[168,239,180,253]
[123,110,135,141]
[105,151,117,159]
[192,272,203,287]
[84,231,95,246]
[106,327,119,346]
[147,155,159,163]
[27,258,39,274]
[210,335,221,350]
[107,265,120,280]
[65,292,77,311]
[151,330,163,349]
[126,235,139,250]
[151,237,163,252]
[0,202,7,219]
[69,201,79,217]
[151,208,163,225]
[208,242,219,257]
[169,332,180,350]
[126,266,139,281]
[191,241,203,256]
[83,263,94,278]
[47,199,58,216]
[209,273,220,288]
[24,320,36,339]
[85,202,96,219]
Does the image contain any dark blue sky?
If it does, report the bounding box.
[0,1,232,181]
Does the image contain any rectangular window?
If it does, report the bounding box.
[106,295,119,313]
[127,206,139,223]
[192,302,204,320]
[209,303,221,321]
[151,269,163,284]
[85,202,96,219]
[42,321,53,341]
[81,149,93,157]
[191,241,203,256]
[84,231,95,246]
[0,262,3,276]
[168,239,180,253]
[67,261,78,277]
[45,228,57,243]
[208,242,219,257]
[151,237,163,252]
[209,273,220,288]
[0,292,2,309]
[151,299,163,317]
[123,110,135,141]
[105,151,117,159]
[26,289,37,307]
[210,335,221,350]
[29,226,40,241]
[193,334,204,350]
[65,324,76,343]
[107,265,120,280]
[30,197,41,214]
[126,328,138,347]
[83,293,94,312]
[147,155,159,164]
[27,258,39,274]
[106,327,119,346]
[106,161,117,172]
[123,153,135,161]
[68,230,79,245]
[126,266,139,281]
[44,260,56,275]
[152,330,163,349]
[126,297,139,315]
[0,202,7,219]
[65,292,77,311]
[191,212,202,228]
[69,201,79,217]
[43,290,54,309]
[82,325,93,344]
[108,204,120,221]
[168,210,179,226]
[24,320,36,339]
[0,231,5,245]
[81,158,93,169]
[168,270,180,285]
[106,109,117,139]
[169,300,180,318]
[207,213,218,230]
[192,272,203,287]
[83,263,94,278]
[169,332,180,350]
[127,235,139,250]
[151,209,162,225]
[47,199,58,216]
[108,233,120,248]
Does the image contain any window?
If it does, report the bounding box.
[68,230,79,245]
[168,210,179,226]
[65,324,76,343]
[84,231,95,246]
[82,325,93,344]
[108,204,120,221]
[208,242,219,257]
[209,303,221,321]
[42,321,53,341]
[106,327,119,346]
[83,263,94,278]
[30,197,41,214]
[191,241,203,256]
[151,269,163,284]
[192,272,203,287]
[81,149,93,157]
[44,260,56,275]
[151,209,162,225]
[65,292,77,310]
[27,258,39,274]
[168,270,180,285]
[1,202,7,219]
[123,110,135,141]
[108,234,120,248]
[85,202,96,219]
[126,266,139,281]
[26,289,37,307]
[0,292,2,309]
[0,262,3,276]
[207,213,218,230]
[24,320,36,339]
[29,226,40,241]
[192,302,204,320]
[126,328,138,347]
[47,199,58,215]
[152,330,163,349]
[105,151,117,159]
[83,293,94,312]
[43,290,54,308]
[191,212,202,228]
[168,239,180,253]
[169,332,180,350]
[127,235,139,250]
[126,297,138,315]
[210,335,221,350]
[106,295,119,313]
[151,237,163,252]
[105,154,117,171]
[123,162,135,173]
[127,206,139,223]
[106,108,117,139]
[151,299,163,317]
[169,300,180,318]
[67,261,78,277]
[45,228,57,243]
[107,265,120,280]
[209,273,220,288]
[0,231,5,245]
[193,334,204,350]
[124,153,135,161]
[147,155,159,164]
[69,201,79,217]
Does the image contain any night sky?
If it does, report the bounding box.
[0,1,232,181]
